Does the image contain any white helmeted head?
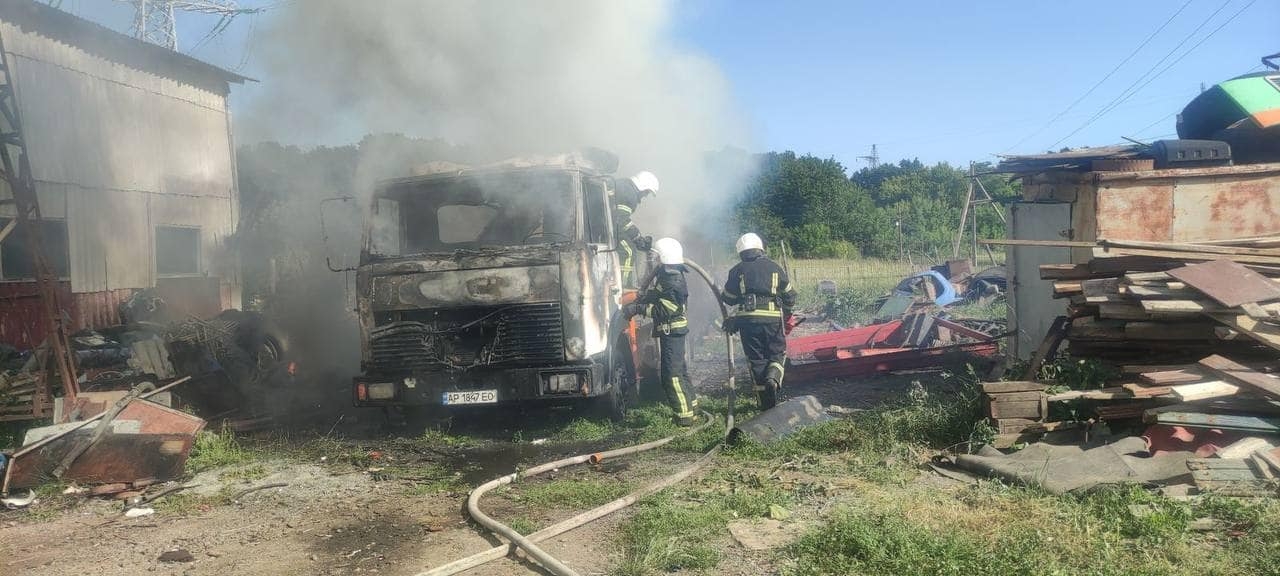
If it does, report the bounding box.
[629,171,660,197]
[735,232,764,254]
[653,237,684,265]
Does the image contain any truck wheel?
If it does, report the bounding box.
[594,348,634,421]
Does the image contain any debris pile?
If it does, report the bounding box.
[785,311,1002,385]
[980,242,1280,496]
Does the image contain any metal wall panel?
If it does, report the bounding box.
[1009,202,1071,360]
[0,18,237,305]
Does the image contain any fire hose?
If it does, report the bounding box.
[416,257,738,576]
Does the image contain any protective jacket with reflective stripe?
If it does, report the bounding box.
[721,251,797,323]
[637,264,689,335]
[611,179,643,245]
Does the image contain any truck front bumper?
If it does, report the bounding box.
[353,362,606,408]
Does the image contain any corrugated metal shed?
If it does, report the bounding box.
[0,0,243,347]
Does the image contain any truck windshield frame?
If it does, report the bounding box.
[366,169,581,258]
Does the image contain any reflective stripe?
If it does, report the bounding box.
[657,318,688,332]
[659,298,679,312]
[671,377,693,418]
[768,361,786,384]
[770,272,778,296]
[739,275,746,298]
[645,304,655,316]
[781,282,793,293]
[619,241,633,268]
[753,385,766,392]
[616,204,633,214]
[736,309,782,318]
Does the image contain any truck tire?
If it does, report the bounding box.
[593,339,636,421]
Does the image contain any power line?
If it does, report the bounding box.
[1047,0,1235,149]
[1092,0,1260,121]
[1004,0,1195,153]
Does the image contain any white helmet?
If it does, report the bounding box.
[735,232,764,254]
[630,171,660,197]
[653,237,684,265]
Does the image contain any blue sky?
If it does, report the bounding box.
[66,0,1278,168]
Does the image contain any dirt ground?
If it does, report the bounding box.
[0,332,940,576]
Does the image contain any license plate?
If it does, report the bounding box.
[442,390,498,405]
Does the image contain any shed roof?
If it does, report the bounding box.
[0,0,252,93]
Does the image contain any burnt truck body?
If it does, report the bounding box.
[351,158,648,416]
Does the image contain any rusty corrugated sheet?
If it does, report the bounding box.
[1096,184,1175,241]
[0,283,132,349]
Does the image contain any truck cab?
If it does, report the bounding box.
[351,156,647,418]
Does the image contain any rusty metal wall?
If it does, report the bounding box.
[1094,171,1280,242]
[0,282,131,349]
[0,15,240,338]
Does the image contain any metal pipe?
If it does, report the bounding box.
[427,412,715,576]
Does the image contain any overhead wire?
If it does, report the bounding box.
[1003,0,1195,153]
[1048,0,1246,149]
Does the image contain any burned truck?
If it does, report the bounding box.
[351,156,648,418]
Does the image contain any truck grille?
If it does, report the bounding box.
[369,303,563,372]
[369,322,438,371]
[492,303,564,363]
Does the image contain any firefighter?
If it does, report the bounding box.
[613,171,659,288]
[622,237,699,426]
[720,232,797,410]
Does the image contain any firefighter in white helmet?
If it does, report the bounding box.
[720,232,797,410]
[612,171,659,288]
[622,237,699,425]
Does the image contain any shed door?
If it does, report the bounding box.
[1009,202,1071,360]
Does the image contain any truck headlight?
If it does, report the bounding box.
[543,372,583,393]
[367,382,397,400]
[566,337,585,360]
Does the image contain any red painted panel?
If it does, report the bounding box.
[0,278,222,350]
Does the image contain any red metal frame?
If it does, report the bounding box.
[785,317,998,384]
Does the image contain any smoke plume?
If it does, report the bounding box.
[240,0,753,237]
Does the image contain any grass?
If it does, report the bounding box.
[515,477,634,508]
[186,423,258,474]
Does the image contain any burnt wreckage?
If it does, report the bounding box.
[352,154,651,417]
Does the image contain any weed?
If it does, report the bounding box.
[220,463,268,482]
[1038,353,1117,390]
[516,477,632,508]
[508,516,537,535]
[419,427,479,448]
[187,423,255,474]
[551,417,615,443]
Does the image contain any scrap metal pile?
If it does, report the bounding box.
[975,241,1280,496]
[0,292,292,496]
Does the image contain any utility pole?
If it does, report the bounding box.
[113,0,259,50]
[952,163,1007,265]
[857,144,880,169]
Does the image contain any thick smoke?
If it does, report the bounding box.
[240,0,752,238]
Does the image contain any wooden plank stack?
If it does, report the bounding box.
[1042,254,1280,362]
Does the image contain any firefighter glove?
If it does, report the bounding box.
[634,235,653,252]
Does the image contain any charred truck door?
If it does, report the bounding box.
[352,165,636,418]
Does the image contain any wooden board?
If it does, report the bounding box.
[1094,246,1280,266]
[988,400,1045,420]
[1053,281,1083,296]
[1168,260,1280,308]
[1098,303,1150,321]
[1039,263,1098,280]
[1123,383,1173,398]
[1198,355,1280,400]
[1082,278,1122,303]
[1122,363,1195,375]
[1140,300,1280,315]
[1124,322,1216,341]
[1255,447,1280,475]
[1206,314,1280,352]
[1217,437,1277,460]
[1022,316,1070,381]
[1122,285,1194,299]
[1140,368,1208,385]
[1187,458,1275,496]
[981,381,1048,394]
[1156,412,1280,433]
[1170,381,1239,402]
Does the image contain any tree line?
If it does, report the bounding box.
[728,151,1020,261]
